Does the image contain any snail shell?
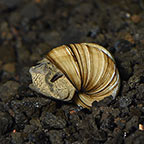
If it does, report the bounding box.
[29,43,120,109]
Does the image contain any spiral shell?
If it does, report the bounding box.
[29,43,120,109]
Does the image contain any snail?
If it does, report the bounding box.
[29,43,120,109]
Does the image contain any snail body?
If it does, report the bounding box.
[29,43,120,108]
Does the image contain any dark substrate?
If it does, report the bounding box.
[0,0,144,144]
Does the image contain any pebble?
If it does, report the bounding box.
[87,26,100,38]
[126,116,139,132]
[61,26,83,44]
[16,45,30,64]
[0,0,21,9]
[0,111,13,136]
[119,96,132,108]
[125,130,144,144]
[128,65,144,89]
[11,132,24,144]
[114,118,126,129]
[92,96,113,107]
[114,39,133,53]
[18,67,32,84]
[27,130,49,143]
[100,114,115,131]
[0,81,20,102]
[120,108,129,118]
[47,130,63,144]
[0,44,15,63]
[2,63,16,73]
[131,14,141,24]
[111,108,120,118]
[23,124,37,134]
[40,112,66,129]
[39,31,61,46]
[11,97,51,118]
[119,61,132,80]
[137,83,144,99]
[124,33,135,44]
[30,42,51,62]
[20,3,42,20]
[94,130,107,142]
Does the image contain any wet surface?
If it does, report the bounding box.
[0,0,144,143]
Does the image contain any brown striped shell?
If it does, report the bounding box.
[29,43,120,109]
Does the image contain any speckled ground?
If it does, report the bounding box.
[0,0,144,144]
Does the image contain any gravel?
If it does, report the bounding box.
[0,0,143,143]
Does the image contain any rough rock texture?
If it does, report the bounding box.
[0,81,20,102]
[0,0,144,143]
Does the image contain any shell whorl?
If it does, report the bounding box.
[46,43,120,108]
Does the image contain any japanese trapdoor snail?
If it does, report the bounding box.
[29,43,120,109]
